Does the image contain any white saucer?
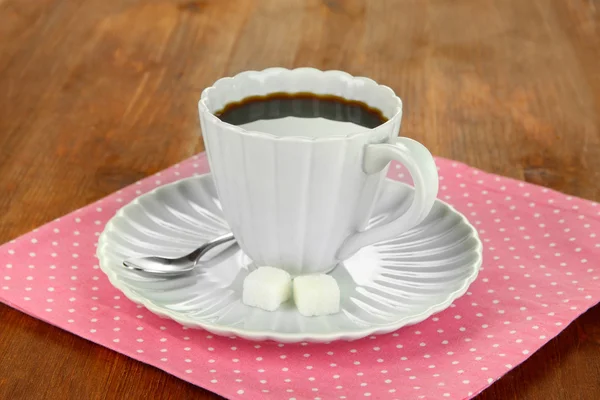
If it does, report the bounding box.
[97,173,482,342]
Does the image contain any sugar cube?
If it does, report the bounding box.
[293,274,340,317]
[242,266,292,311]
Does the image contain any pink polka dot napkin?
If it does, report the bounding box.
[1,153,599,400]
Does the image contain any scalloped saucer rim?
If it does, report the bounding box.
[97,173,482,342]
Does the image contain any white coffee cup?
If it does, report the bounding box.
[198,68,438,276]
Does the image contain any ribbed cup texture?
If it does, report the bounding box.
[199,68,403,275]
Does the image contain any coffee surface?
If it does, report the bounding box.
[214,92,388,134]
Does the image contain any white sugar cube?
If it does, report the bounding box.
[242,266,292,311]
[293,274,340,317]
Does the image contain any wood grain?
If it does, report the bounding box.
[1,0,599,398]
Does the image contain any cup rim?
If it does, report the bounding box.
[198,67,403,143]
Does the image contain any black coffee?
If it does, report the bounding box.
[214,92,388,128]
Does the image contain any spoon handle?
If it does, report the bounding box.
[189,232,236,265]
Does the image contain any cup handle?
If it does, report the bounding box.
[336,137,439,260]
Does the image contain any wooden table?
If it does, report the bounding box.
[1,0,599,398]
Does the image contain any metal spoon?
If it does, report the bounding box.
[122,232,236,275]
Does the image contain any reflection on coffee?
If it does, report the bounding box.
[214,92,388,130]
